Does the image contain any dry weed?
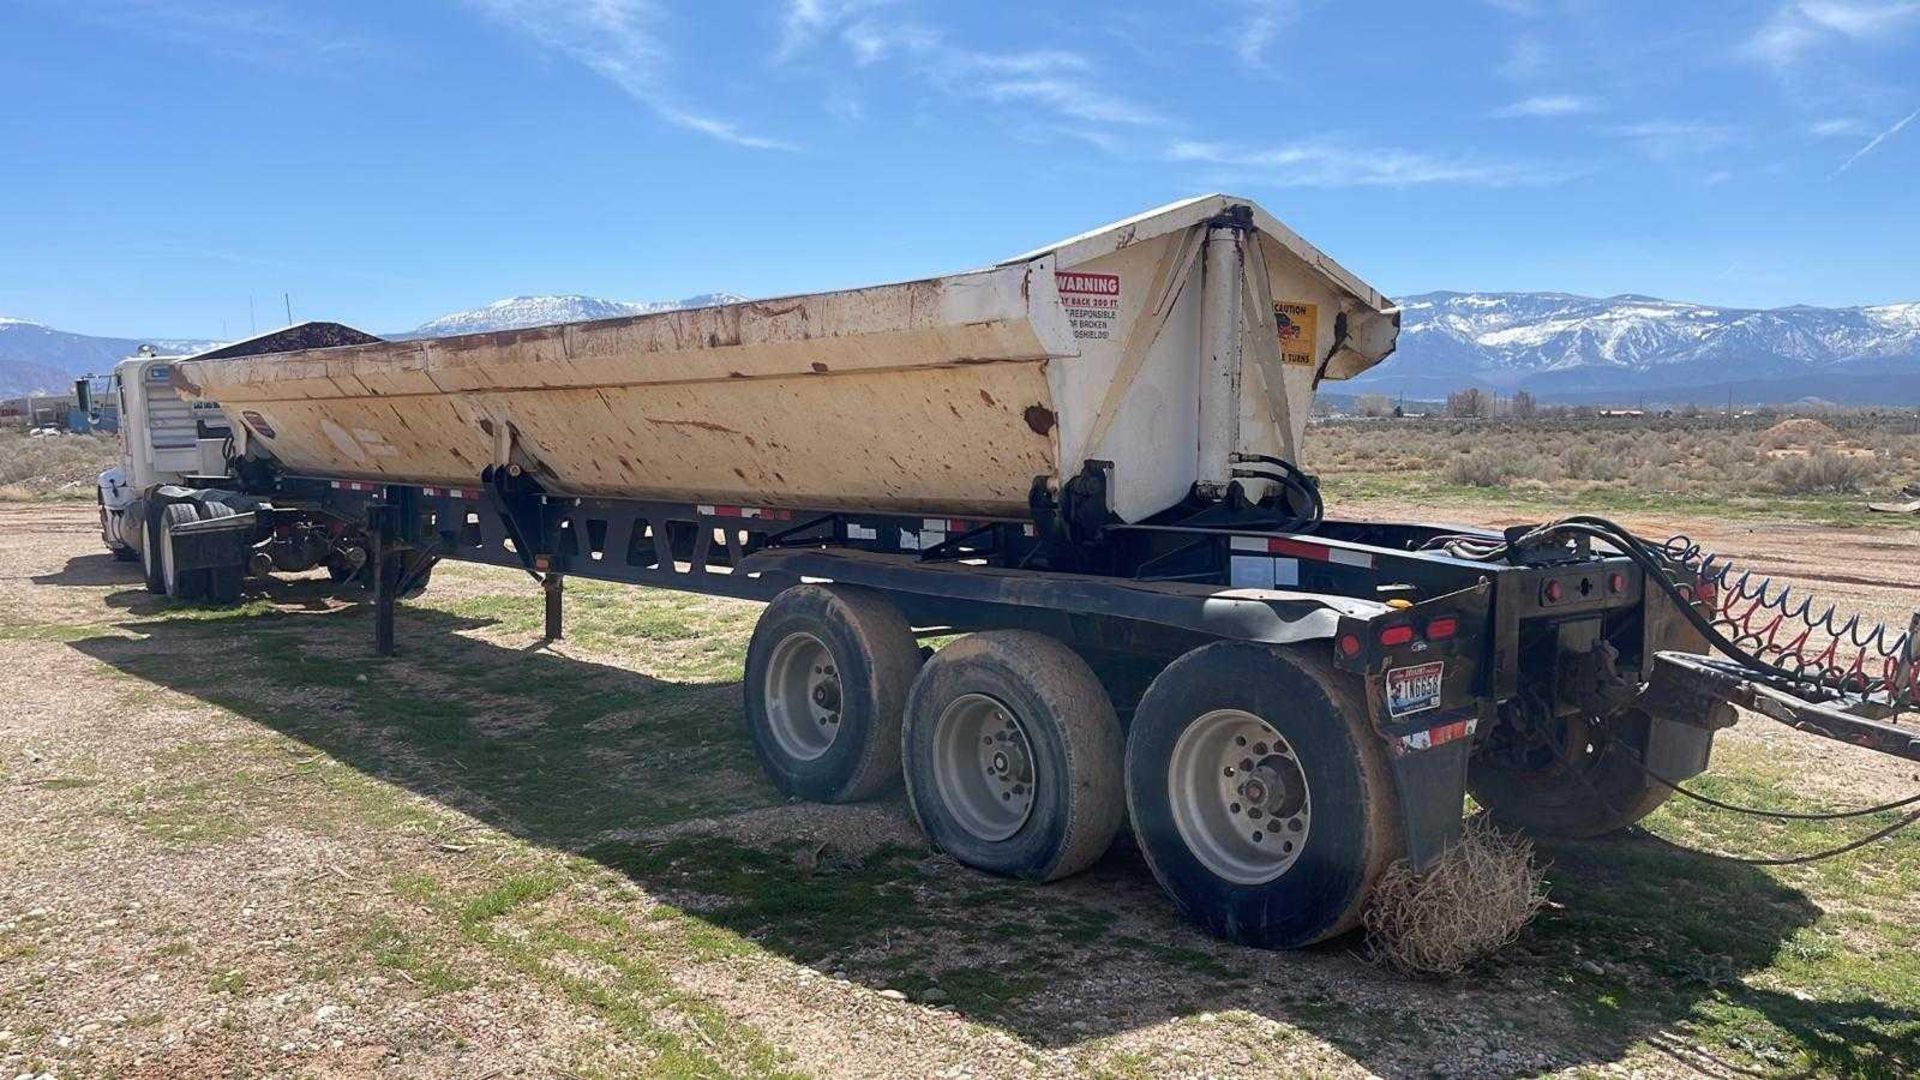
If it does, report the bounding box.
[1364,814,1547,977]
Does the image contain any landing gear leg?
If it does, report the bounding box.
[543,573,564,641]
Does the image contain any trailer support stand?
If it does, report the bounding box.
[543,573,564,642]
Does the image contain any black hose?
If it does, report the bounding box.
[1552,720,1920,864]
[1228,454,1324,530]
[1639,766,1920,821]
[1446,514,1823,691]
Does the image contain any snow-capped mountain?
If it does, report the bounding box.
[1353,291,1920,403]
[0,317,219,397]
[410,293,749,337]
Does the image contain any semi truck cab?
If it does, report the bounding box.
[92,350,232,559]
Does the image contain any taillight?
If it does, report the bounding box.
[1608,571,1627,594]
[1379,623,1416,647]
[1337,633,1364,659]
[1542,579,1564,604]
[1426,616,1458,640]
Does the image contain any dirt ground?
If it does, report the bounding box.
[3,501,1917,1079]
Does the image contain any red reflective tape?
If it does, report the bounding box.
[1428,720,1471,748]
[1266,537,1331,560]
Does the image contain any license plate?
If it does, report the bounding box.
[1386,661,1445,717]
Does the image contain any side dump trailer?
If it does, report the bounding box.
[172,196,1396,523]
[120,196,1916,951]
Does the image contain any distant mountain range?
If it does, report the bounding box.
[0,295,744,396]
[1349,291,1920,406]
[0,318,217,397]
[8,290,1920,404]
[406,293,747,338]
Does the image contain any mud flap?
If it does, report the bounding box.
[1387,739,1471,873]
[168,510,258,573]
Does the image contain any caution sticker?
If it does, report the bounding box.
[1385,661,1445,717]
[1057,272,1121,341]
[1275,301,1318,365]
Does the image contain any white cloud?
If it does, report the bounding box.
[1167,139,1570,188]
[782,9,1162,137]
[1497,34,1551,81]
[467,0,793,150]
[777,0,892,61]
[1743,2,1920,68]
[1604,120,1739,162]
[1810,117,1866,136]
[48,0,384,66]
[1833,104,1920,174]
[1490,94,1600,119]
[1801,0,1920,35]
[1234,1,1303,69]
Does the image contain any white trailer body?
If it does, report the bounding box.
[173,195,1397,524]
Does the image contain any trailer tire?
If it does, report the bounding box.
[903,631,1123,882]
[1125,642,1403,949]
[157,502,208,602]
[1468,708,1672,839]
[744,584,920,803]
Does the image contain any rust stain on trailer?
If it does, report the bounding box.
[648,417,740,435]
[1024,405,1056,436]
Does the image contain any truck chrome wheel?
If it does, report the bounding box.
[931,693,1036,843]
[763,631,842,762]
[1168,709,1311,885]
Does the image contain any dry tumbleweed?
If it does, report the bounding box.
[1364,814,1547,977]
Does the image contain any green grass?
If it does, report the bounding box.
[359,916,475,994]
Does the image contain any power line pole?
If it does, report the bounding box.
[284,293,293,326]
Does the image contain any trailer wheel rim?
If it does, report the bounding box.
[931,693,1036,843]
[1168,709,1311,885]
[764,631,842,762]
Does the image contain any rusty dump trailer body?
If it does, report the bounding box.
[174,195,1397,523]
[134,197,1915,955]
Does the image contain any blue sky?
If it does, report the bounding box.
[4,1,1918,339]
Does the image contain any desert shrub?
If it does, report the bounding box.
[1767,449,1877,494]
[1562,443,1625,482]
[0,430,119,499]
[1629,464,1676,493]
[1308,411,1918,501]
[1446,451,1513,487]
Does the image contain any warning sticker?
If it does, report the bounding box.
[1385,661,1445,718]
[1056,272,1121,341]
[1274,301,1318,365]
